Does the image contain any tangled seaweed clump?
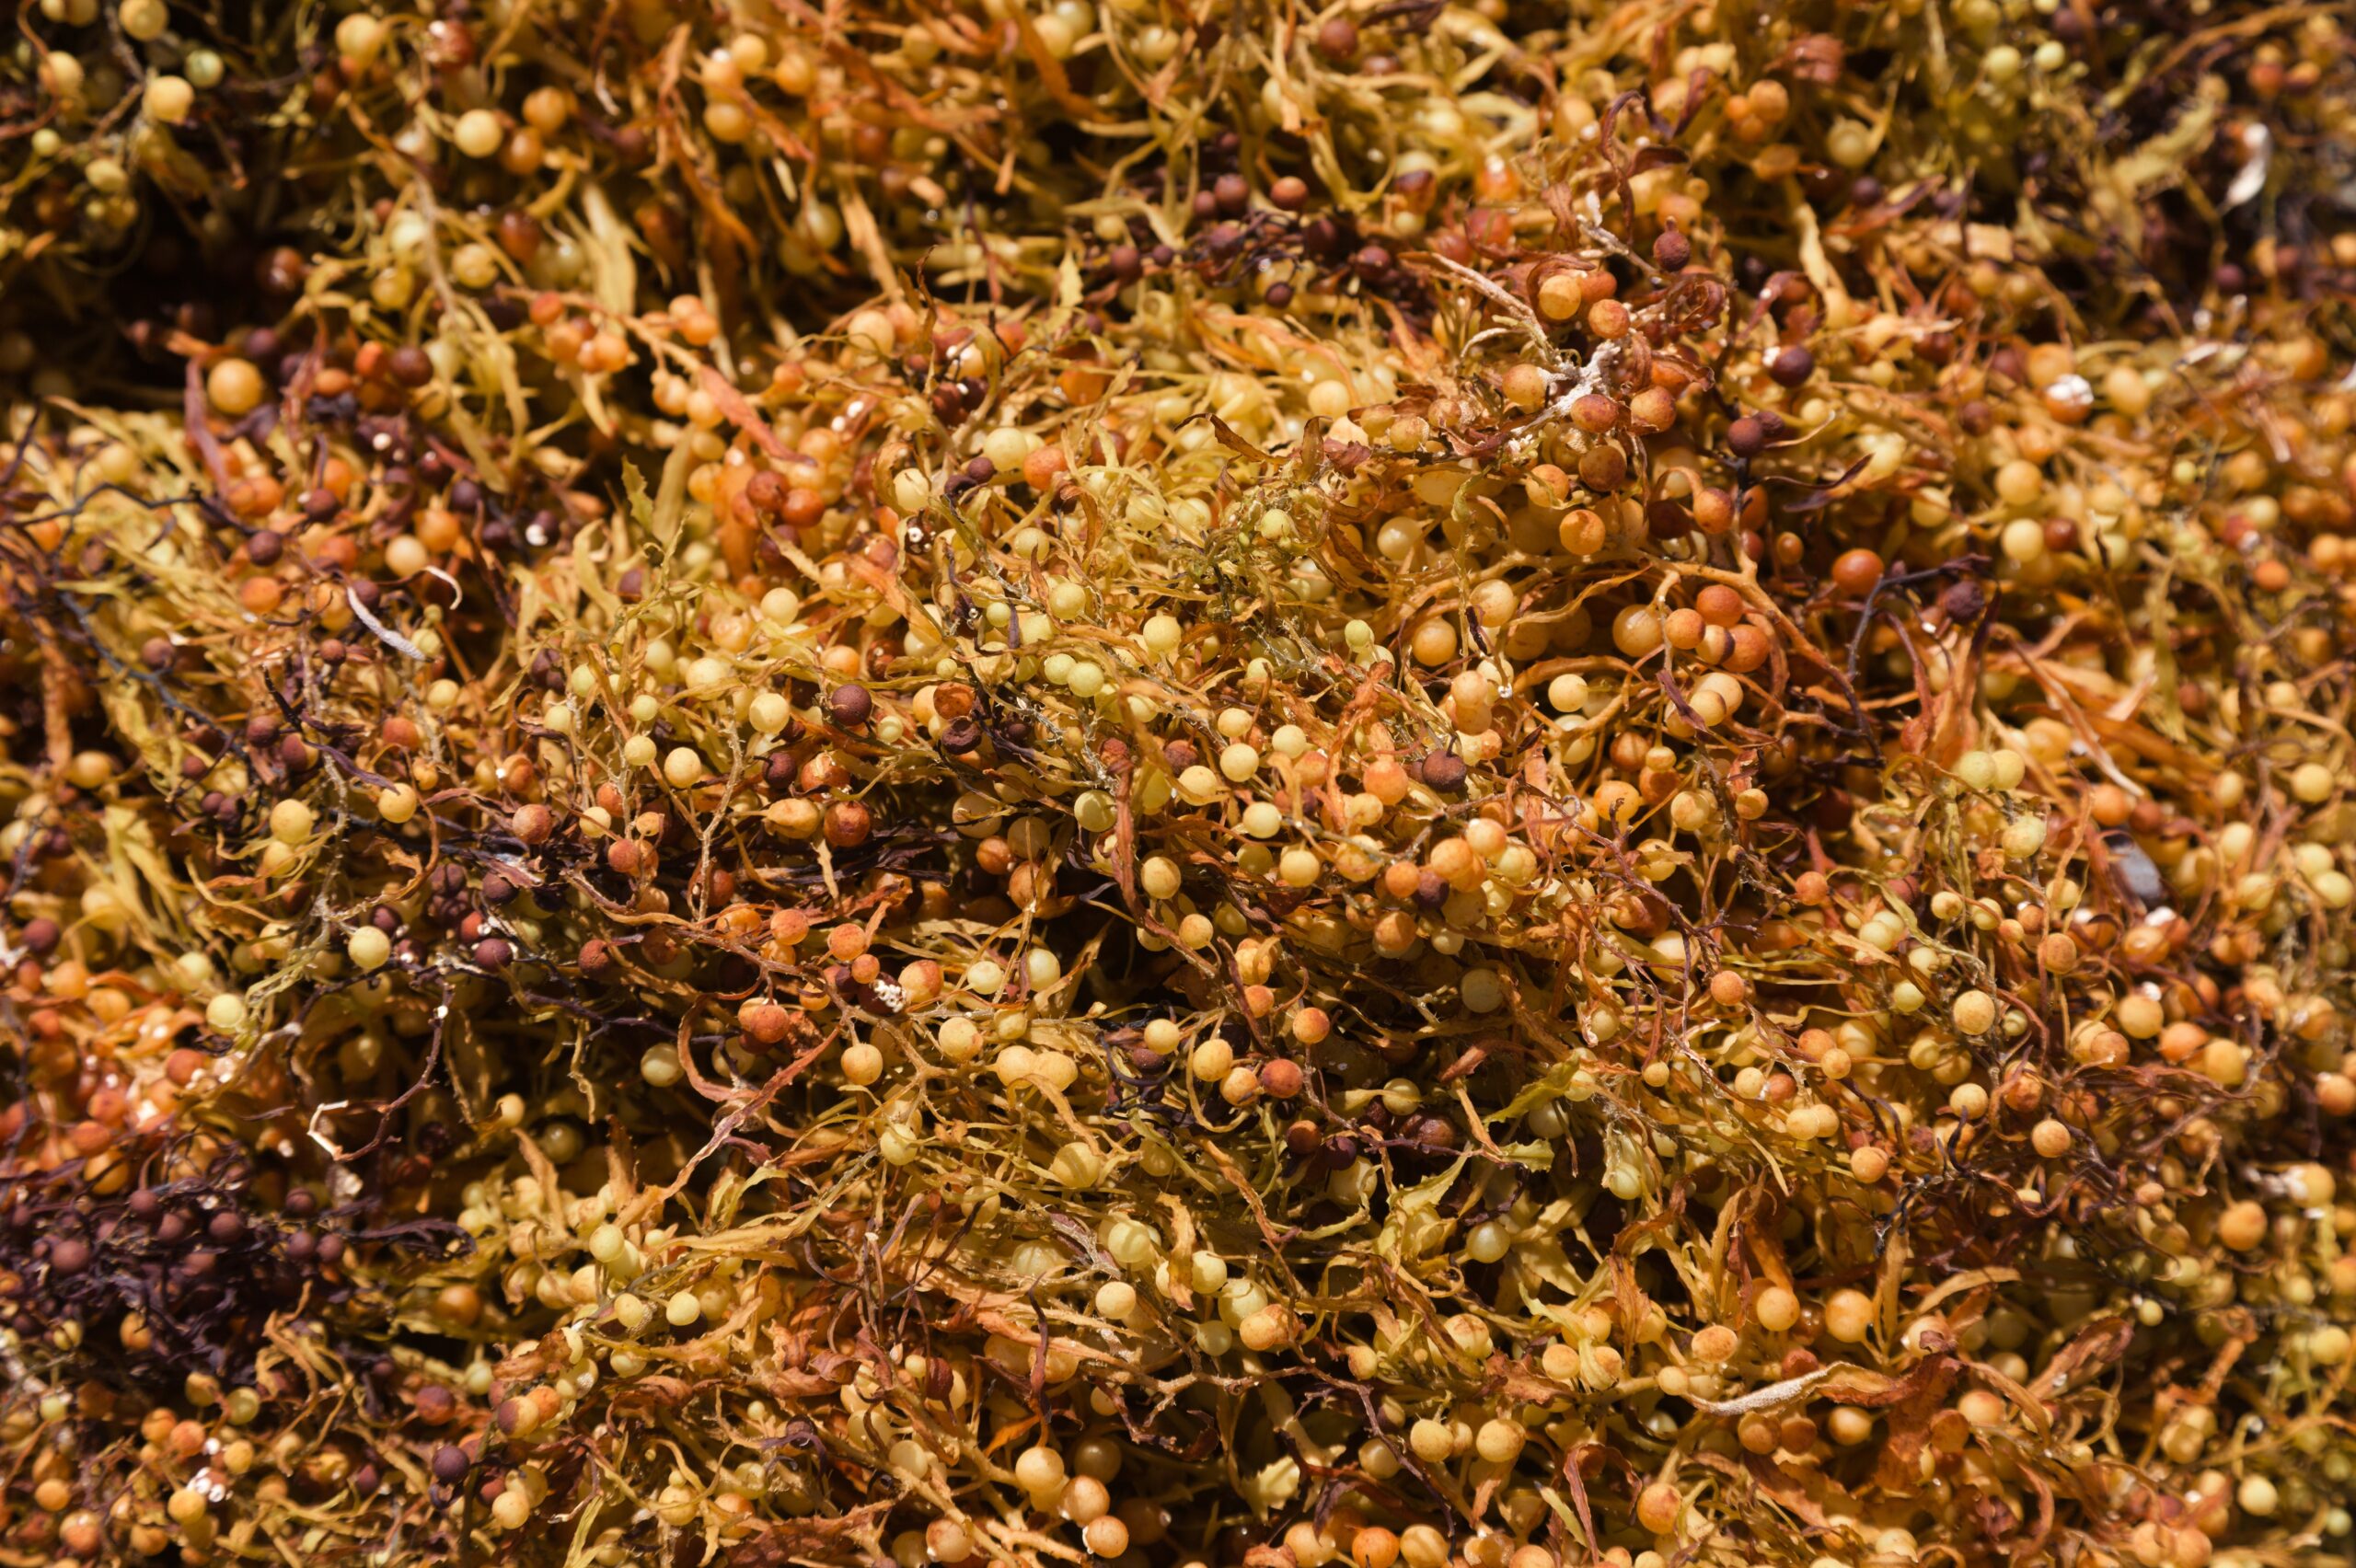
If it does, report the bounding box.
[4,0,2356,1565]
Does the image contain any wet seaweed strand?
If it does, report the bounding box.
[0,3,2354,1568]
